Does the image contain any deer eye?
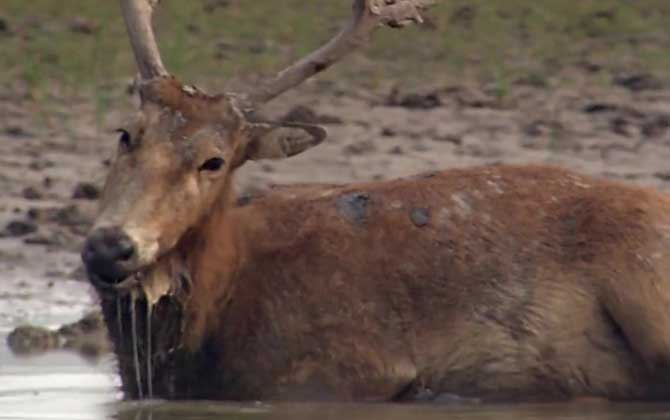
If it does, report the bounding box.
[199,157,225,172]
[116,129,132,150]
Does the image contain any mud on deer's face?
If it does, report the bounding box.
[82,79,326,287]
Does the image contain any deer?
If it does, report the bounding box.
[82,0,670,403]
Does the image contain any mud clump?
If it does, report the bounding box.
[336,192,370,227]
[58,311,110,358]
[386,87,443,110]
[343,140,376,156]
[22,186,43,200]
[2,220,38,237]
[4,125,32,138]
[72,182,100,200]
[27,205,93,235]
[7,326,60,355]
[641,115,670,139]
[280,105,343,125]
[614,73,663,92]
[7,312,110,358]
[410,208,430,227]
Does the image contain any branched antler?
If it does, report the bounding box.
[119,0,435,106]
[244,0,435,106]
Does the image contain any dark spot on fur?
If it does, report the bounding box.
[336,193,370,226]
[236,193,254,207]
[410,208,430,227]
[314,62,327,73]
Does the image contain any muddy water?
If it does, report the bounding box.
[4,326,670,419]
[5,335,670,420]
[0,253,118,420]
[3,257,670,419]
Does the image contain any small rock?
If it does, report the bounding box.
[72,182,100,200]
[22,186,42,200]
[3,220,38,237]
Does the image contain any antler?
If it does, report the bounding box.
[119,0,169,80]
[118,0,435,104]
[244,0,435,106]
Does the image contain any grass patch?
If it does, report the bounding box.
[1,0,669,99]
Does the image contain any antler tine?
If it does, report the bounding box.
[244,0,436,106]
[120,0,169,80]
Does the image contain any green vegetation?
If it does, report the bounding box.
[1,0,669,98]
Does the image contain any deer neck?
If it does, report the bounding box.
[175,178,244,350]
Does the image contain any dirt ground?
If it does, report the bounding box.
[1,74,670,348]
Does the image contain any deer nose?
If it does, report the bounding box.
[81,226,136,284]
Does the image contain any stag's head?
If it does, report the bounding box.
[82,0,434,288]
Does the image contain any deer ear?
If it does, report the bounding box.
[244,122,326,161]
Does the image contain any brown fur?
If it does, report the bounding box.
[91,79,670,402]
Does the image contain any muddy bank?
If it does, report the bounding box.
[7,311,109,358]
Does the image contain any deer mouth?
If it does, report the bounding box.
[89,254,189,309]
[87,268,147,295]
